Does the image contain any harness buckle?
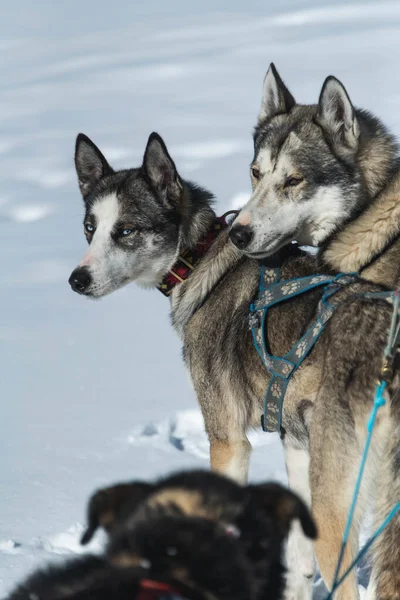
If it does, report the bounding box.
[380,357,394,384]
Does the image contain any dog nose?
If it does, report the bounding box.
[69,267,92,294]
[229,225,253,250]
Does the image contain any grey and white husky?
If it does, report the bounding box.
[228,63,400,599]
[230,63,399,265]
[70,122,399,598]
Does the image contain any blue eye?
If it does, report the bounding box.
[121,228,133,236]
[85,223,94,233]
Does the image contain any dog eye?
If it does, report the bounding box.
[251,167,260,180]
[285,176,304,187]
[84,223,94,233]
[121,228,133,236]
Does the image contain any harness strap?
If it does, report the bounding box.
[250,265,358,433]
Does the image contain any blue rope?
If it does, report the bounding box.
[325,380,400,599]
[329,501,400,596]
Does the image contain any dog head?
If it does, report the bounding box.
[82,470,317,600]
[69,133,192,298]
[230,63,365,257]
[8,471,316,600]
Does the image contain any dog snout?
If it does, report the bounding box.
[229,225,253,250]
[69,266,92,294]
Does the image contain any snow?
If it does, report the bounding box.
[2,0,399,596]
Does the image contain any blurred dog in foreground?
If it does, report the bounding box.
[7,470,316,600]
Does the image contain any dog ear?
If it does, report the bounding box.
[142,132,183,205]
[259,63,296,123]
[316,76,360,151]
[248,483,317,539]
[81,481,154,545]
[75,134,114,199]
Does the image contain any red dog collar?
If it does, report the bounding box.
[157,212,237,297]
[137,579,183,600]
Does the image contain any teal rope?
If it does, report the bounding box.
[326,381,387,599]
[325,293,400,598]
[329,501,400,596]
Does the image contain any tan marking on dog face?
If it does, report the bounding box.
[171,567,190,583]
[148,489,211,518]
[111,553,146,568]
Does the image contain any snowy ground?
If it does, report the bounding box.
[2,0,400,597]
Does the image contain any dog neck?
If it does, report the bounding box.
[170,228,243,338]
[152,182,243,336]
[321,167,400,283]
[157,214,230,297]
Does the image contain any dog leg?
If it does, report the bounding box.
[283,444,315,600]
[209,438,251,484]
[309,433,361,600]
[369,430,400,600]
[313,506,359,600]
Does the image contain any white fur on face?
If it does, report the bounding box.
[78,193,132,297]
[80,194,120,268]
[297,185,350,246]
[235,144,347,256]
[76,193,179,297]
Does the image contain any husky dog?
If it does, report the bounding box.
[7,471,315,600]
[229,64,400,598]
[70,132,399,599]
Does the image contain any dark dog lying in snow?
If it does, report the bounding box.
[8,470,316,600]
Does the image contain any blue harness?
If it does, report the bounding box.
[249,263,400,596]
[249,265,358,434]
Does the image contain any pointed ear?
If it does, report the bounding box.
[248,483,317,539]
[259,63,296,123]
[81,481,153,545]
[142,132,183,205]
[75,134,114,199]
[316,76,359,151]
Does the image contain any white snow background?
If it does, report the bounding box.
[2,0,400,596]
